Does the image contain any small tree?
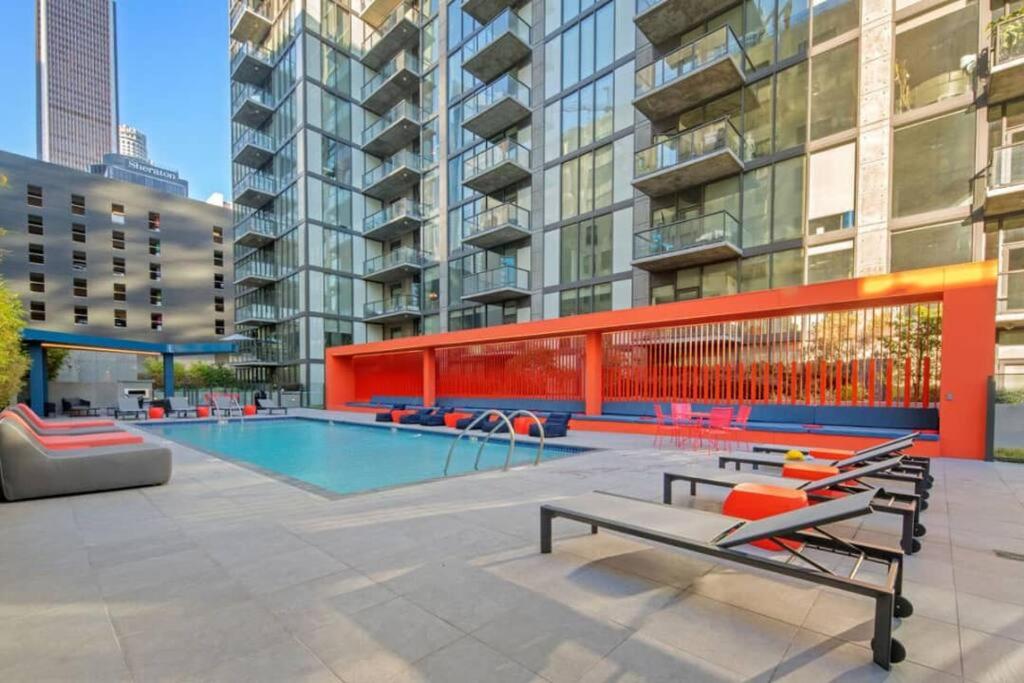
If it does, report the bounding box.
[0,229,29,406]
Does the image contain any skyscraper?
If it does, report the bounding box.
[228,0,1024,406]
[118,124,149,162]
[36,0,119,171]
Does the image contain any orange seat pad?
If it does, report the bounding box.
[17,403,115,429]
[513,416,537,435]
[723,483,808,551]
[782,462,840,481]
[444,412,472,428]
[35,431,144,450]
[391,409,415,422]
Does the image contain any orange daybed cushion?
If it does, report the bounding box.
[17,403,116,429]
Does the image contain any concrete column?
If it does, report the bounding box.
[422,348,437,407]
[162,353,175,398]
[27,343,46,415]
[584,332,603,416]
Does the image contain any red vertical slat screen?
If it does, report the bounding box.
[436,336,585,400]
[353,352,424,402]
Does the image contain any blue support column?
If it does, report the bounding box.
[163,353,175,397]
[28,343,46,415]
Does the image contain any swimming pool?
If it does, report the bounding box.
[142,418,587,496]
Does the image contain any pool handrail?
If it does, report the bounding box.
[443,409,514,476]
[488,409,545,468]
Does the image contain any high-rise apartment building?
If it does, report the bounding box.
[36,0,119,171]
[228,0,1024,405]
[118,124,149,161]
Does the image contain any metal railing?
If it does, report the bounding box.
[362,51,420,100]
[232,128,276,157]
[364,294,421,317]
[634,118,743,178]
[989,142,1024,190]
[635,25,751,97]
[233,170,277,197]
[463,266,530,295]
[999,270,1024,313]
[362,101,422,144]
[230,43,274,73]
[463,9,530,63]
[464,74,531,119]
[231,83,275,113]
[234,211,279,240]
[364,246,434,275]
[634,211,741,260]
[993,14,1024,68]
[463,139,530,178]
[442,409,545,477]
[363,2,423,53]
[363,198,429,233]
[363,150,432,188]
[463,203,530,239]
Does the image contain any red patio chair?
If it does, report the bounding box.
[670,402,698,449]
[700,407,735,453]
[729,405,752,448]
[652,404,673,448]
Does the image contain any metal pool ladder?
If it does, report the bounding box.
[442,409,545,477]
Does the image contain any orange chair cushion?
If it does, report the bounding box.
[782,462,840,481]
[444,412,472,428]
[513,416,535,435]
[35,431,145,450]
[723,483,808,551]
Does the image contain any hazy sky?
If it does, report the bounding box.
[0,0,232,200]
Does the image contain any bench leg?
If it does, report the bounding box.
[662,476,673,504]
[591,525,599,535]
[872,594,895,670]
[540,509,553,554]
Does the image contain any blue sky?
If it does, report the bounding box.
[0,0,231,200]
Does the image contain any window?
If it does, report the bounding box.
[111,203,125,224]
[71,194,85,215]
[560,214,613,282]
[113,256,126,276]
[214,319,225,335]
[559,282,612,316]
[214,296,225,312]
[30,301,46,321]
[810,40,858,140]
[559,73,614,156]
[213,250,224,267]
[808,143,856,235]
[27,215,43,235]
[29,243,44,264]
[560,144,613,219]
[775,62,808,152]
[149,263,162,281]
[114,309,127,328]
[72,251,87,271]
[560,4,614,89]
[893,3,977,115]
[214,274,224,290]
[113,283,126,302]
[72,223,86,243]
[807,241,853,283]
[73,278,88,298]
[150,288,163,306]
[148,212,160,231]
[212,226,223,244]
[813,0,859,44]
[149,238,161,256]
[151,313,163,331]
[892,110,975,218]
[29,272,45,293]
[27,184,42,207]
[891,222,973,272]
[112,230,125,250]
[74,306,89,325]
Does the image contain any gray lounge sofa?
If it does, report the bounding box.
[0,417,172,501]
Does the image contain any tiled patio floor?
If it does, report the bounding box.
[2,410,1024,682]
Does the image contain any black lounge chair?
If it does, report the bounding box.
[454,411,482,429]
[114,397,147,420]
[256,397,288,415]
[167,397,198,417]
[663,456,925,555]
[398,408,436,424]
[374,404,406,422]
[744,433,932,483]
[540,489,912,670]
[530,412,570,437]
[419,407,454,426]
[63,397,102,417]
[475,413,507,432]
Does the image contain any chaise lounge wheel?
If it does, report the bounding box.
[914,523,926,537]
[926,475,935,485]
[911,539,922,554]
[894,596,914,619]
[920,500,929,512]
[870,637,907,664]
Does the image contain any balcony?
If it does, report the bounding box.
[463,139,531,195]
[462,0,517,24]
[230,1,272,43]
[362,3,422,71]
[230,340,282,366]
[364,294,422,323]
[231,84,275,128]
[234,259,277,288]
[990,16,1024,104]
[234,211,279,248]
[363,151,431,202]
[362,101,421,157]
[632,211,742,271]
[462,203,530,249]
[998,270,1024,324]
[363,199,427,241]
[987,142,1024,215]
[235,303,278,325]
[359,0,405,28]
[463,74,531,140]
[362,51,420,115]
[462,266,530,303]
[233,171,277,208]
[232,128,276,168]
[230,43,274,86]
[462,9,531,84]
[633,118,743,197]
[364,247,434,283]
[635,0,729,46]
[634,26,750,122]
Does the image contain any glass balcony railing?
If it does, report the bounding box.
[230,339,282,365]
[993,15,1024,68]
[363,2,423,53]
[463,266,530,295]
[363,199,428,233]
[1000,271,1024,313]
[989,142,1024,190]
[232,128,275,157]
[233,170,277,197]
[364,246,433,275]
[364,294,421,317]
[235,303,278,322]
[636,0,661,12]
[362,101,422,144]
[634,211,741,260]
[462,8,529,63]
[464,74,530,119]
[635,26,751,97]
[463,203,530,239]
[235,259,277,281]
[634,118,742,178]
[230,43,274,73]
[362,51,420,101]
[464,139,530,178]
[234,211,279,239]
[363,151,432,188]
[231,83,275,113]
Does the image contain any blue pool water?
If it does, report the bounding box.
[142,418,586,496]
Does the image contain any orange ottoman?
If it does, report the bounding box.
[148,407,165,419]
[723,483,809,550]
[243,404,258,416]
[196,406,210,418]
[782,462,840,481]
[513,416,535,435]
[445,412,471,428]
